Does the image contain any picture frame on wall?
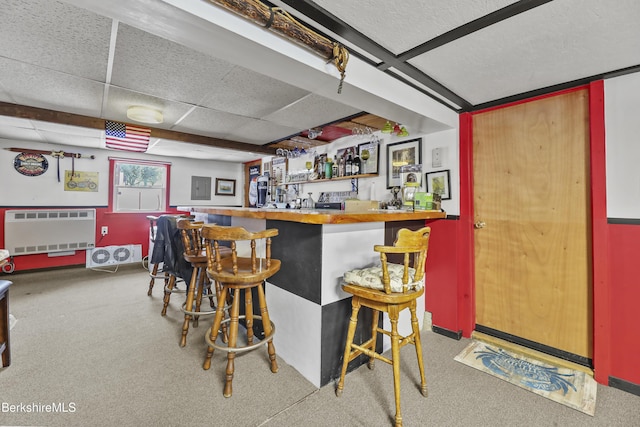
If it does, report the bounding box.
[386,138,422,188]
[426,169,451,200]
[215,178,236,196]
[358,142,379,174]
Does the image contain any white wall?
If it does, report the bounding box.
[605,71,640,219]
[0,139,243,207]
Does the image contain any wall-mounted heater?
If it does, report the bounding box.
[4,209,96,256]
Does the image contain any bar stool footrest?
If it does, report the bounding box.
[205,315,275,353]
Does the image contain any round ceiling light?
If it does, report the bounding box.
[126,106,163,124]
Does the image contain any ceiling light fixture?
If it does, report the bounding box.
[126,106,163,124]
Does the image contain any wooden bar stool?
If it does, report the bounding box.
[146,215,166,296]
[201,224,281,398]
[176,219,231,347]
[335,227,431,427]
[147,214,192,296]
[157,215,194,316]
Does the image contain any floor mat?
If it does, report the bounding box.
[455,340,597,415]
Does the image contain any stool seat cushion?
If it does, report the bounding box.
[343,263,423,293]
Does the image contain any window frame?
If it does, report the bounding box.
[108,157,171,213]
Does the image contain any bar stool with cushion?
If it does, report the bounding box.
[201,224,281,398]
[176,218,231,347]
[335,227,431,427]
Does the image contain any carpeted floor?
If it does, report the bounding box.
[0,264,638,426]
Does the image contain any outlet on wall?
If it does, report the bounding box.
[101,226,108,236]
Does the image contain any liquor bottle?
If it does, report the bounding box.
[352,149,361,176]
[338,155,345,177]
[345,149,353,176]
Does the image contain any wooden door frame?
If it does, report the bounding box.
[243,159,262,207]
[458,82,611,384]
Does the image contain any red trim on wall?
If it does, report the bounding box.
[458,113,475,337]
[588,80,611,384]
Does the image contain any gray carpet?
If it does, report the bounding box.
[0,264,638,427]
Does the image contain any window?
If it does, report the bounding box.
[109,158,170,212]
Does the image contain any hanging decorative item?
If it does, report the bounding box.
[5,147,95,182]
[205,0,349,93]
[13,152,48,177]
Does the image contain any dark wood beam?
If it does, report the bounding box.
[0,102,275,156]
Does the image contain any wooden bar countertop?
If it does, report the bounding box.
[180,206,446,225]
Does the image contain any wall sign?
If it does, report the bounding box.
[13,152,48,176]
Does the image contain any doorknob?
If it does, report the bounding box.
[474,221,486,229]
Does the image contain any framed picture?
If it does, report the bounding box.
[426,169,451,200]
[358,142,379,174]
[386,138,422,188]
[215,178,236,196]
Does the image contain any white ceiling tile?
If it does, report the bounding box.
[111,24,236,106]
[228,120,302,145]
[0,0,112,80]
[172,107,256,137]
[0,57,105,117]
[199,66,310,117]
[409,0,640,105]
[264,94,361,129]
[0,127,44,142]
[311,0,518,54]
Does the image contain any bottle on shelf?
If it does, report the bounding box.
[325,156,333,179]
[338,155,345,177]
[352,149,361,176]
[345,149,353,176]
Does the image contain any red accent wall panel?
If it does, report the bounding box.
[425,218,459,332]
[0,207,185,272]
[607,224,640,384]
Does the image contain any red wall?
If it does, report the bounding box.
[607,224,640,384]
[0,207,186,272]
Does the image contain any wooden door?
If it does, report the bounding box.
[473,89,592,360]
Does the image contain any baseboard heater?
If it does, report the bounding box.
[4,209,96,256]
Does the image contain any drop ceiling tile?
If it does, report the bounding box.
[0,127,44,142]
[148,139,258,162]
[111,24,236,106]
[38,130,103,149]
[264,94,361,130]
[311,0,518,55]
[0,0,112,80]
[227,120,302,145]
[199,66,310,118]
[409,0,640,105]
[172,106,256,137]
[0,57,104,116]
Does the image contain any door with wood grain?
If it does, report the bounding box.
[472,89,592,360]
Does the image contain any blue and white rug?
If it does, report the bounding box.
[455,340,597,415]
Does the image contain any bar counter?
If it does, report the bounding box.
[179,205,445,388]
[183,206,445,224]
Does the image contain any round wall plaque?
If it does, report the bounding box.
[13,152,49,176]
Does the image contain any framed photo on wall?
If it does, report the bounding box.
[215,178,236,196]
[386,138,422,188]
[426,169,451,200]
[358,142,379,174]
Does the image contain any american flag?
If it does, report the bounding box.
[105,121,151,152]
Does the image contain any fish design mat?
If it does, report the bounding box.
[455,340,597,415]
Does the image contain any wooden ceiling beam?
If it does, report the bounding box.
[0,102,276,156]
